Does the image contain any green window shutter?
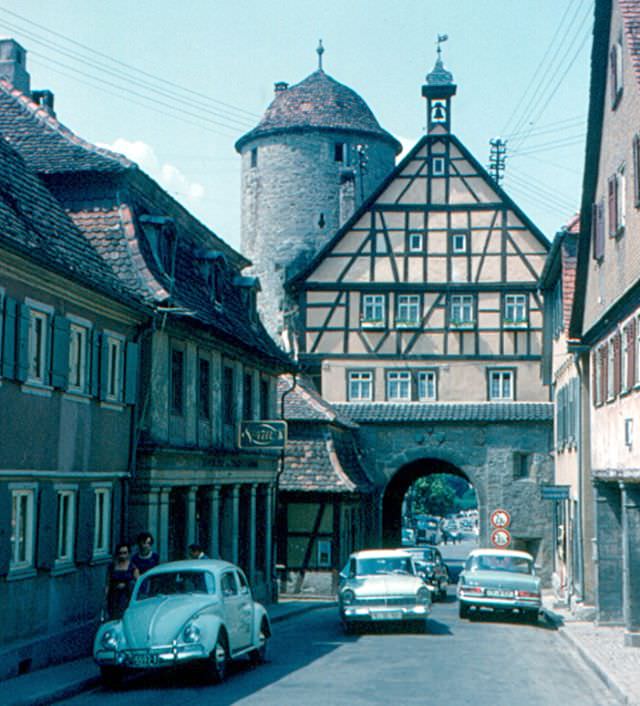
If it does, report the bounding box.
[124,341,139,405]
[90,330,101,398]
[36,483,56,570]
[16,304,30,382]
[51,316,70,389]
[1,297,17,379]
[75,486,95,563]
[100,335,110,400]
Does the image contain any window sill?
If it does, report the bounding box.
[361,321,385,329]
[6,566,37,582]
[449,322,475,329]
[51,562,77,577]
[99,401,125,412]
[90,554,112,566]
[396,321,420,329]
[21,382,53,398]
[503,321,528,329]
[63,391,92,404]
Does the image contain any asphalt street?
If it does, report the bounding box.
[65,591,613,705]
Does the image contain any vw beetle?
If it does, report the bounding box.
[94,559,270,686]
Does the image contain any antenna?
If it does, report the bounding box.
[488,138,507,185]
[317,39,324,71]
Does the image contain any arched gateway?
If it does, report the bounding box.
[382,457,475,547]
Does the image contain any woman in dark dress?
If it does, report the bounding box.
[104,543,139,620]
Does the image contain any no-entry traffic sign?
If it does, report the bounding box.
[491,528,512,548]
[490,508,511,529]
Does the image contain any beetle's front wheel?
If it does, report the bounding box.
[208,631,228,683]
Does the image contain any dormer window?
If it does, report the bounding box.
[234,275,261,324]
[139,215,177,277]
[195,249,226,306]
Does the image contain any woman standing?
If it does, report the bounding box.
[104,543,139,620]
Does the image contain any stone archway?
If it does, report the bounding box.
[382,457,474,547]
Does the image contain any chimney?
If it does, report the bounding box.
[31,90,56,117]
[339,169,356,227]
[0,38,31,94]
[274,81,289,94]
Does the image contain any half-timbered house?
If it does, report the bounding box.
[288,52,554,569]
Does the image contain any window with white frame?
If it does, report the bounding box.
[348,370,373,401]
[408,232,424,252]
[10,486,36,571]
[361,294,385,326]
[56,488,77,564]
[396,295,420,326]
[489,369,514,400]
[504,294,528,325]
[636,316,640,386]
[610,38,623,108]
[432,156,446,176]
[451,232,468,254]
[622,326,630,393]
[418,370,437,401]
[386,370,411,401]
[93,487,111,557]
[68,323,89,393]
[594,347,603,405]
[450,294,474,326]
[106,335,123,402]
[607,338,616,400]
[608,166,626,236]
[28,308,50,384]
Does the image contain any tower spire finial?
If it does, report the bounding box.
[436,33,448,62]
[317,39,324,71]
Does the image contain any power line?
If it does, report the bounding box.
[502,115,586,141]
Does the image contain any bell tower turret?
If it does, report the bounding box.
[422,35,457,135]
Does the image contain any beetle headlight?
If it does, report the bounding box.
[417,587,431,604]
[101,630,118,650]
[183,623,201,643]
[341,589,355,606]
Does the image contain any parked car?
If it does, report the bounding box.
[401,527,416,545]
[94,559,271,687]
[338,549,432,633]
[414,515,442,545]
[404,546,449,601]
[457,549,541,622]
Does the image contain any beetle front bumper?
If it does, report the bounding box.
[95,643,208,668]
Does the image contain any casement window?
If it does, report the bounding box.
[243,371,254,421]
[488,369,514,400]
[334,143,347,163]
[451,231,468,254]
[260,378,270,419]
[386,370,411,401]
[636,315,640,386]
[432,156,446,176]
[504,294,528,326]
[361,294,386,327]
[622,324,632,393]
[55,488,77,565]
[348,370,373,401]
[222,365,235,424]
[104,334,124,403]
[28,307,50,385]
[608,167,626,236]
[513,452,530,479]
[93,487,111,558]
[250,148,258,168]
[68,323,89,393]
[396,295,421,326]
[408,232,424,252]
[634,135,640,207]
[170,347,184,415]
[450,294,475,326]
[610,39,623,108]
[418,370,437,401]
[592,200,605,260]
[593,348,602,406]
[10,485,36,571]
[198,357,211,420]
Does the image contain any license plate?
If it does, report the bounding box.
[371,611,403,620]
[486,589,514,598]
[128,653,156,667]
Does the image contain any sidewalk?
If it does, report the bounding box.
[541,592,640,705]
[3,599,334,706]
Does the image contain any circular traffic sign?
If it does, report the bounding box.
[490,508,511,529]
[491,528,512,548]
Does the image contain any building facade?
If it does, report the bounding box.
[570,0,640,646]
[286,54,555,570]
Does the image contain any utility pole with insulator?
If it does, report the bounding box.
[488,138,507,185]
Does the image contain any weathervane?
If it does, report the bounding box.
[317,39,324,71]
[436,34,448,60]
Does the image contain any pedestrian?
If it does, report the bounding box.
[104,543,139,620]
[131,531,160,575]
[188,543,208,560]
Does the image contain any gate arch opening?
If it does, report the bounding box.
[382,458,476,547]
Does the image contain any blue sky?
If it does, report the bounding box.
[1,1,592,252]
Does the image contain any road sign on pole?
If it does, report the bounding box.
[490,508,511,529]
[491,528,512,548]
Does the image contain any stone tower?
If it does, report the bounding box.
[235,44,401,347]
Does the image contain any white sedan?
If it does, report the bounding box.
[94,559,270,687]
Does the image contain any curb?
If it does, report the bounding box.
[270,601,336,624]
[555,623,630,705]
[11,674,103,706]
